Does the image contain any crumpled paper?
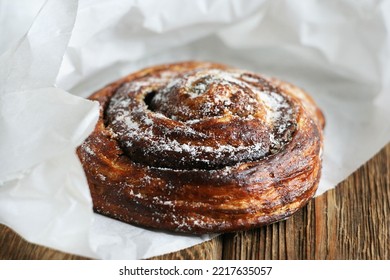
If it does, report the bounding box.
[1,0,389,259]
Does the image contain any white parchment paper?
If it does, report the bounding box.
[1,0,389,259]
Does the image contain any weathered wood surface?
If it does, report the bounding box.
[1,143,389,260]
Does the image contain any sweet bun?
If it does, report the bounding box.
[77,61,325,234]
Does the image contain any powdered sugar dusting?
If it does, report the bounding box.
[82,142,95,156]
[105,66,297,169]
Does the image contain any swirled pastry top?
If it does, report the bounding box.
[107,65,299,169]
[78,61,325,234]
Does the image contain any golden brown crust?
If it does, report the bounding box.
[77,61,324,234]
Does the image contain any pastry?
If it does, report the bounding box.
[77,61,325,234]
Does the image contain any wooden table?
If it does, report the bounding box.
[1,143,389,260]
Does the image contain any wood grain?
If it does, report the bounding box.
[1,143,389,260]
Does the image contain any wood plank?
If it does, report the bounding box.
[0,143,389,260]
